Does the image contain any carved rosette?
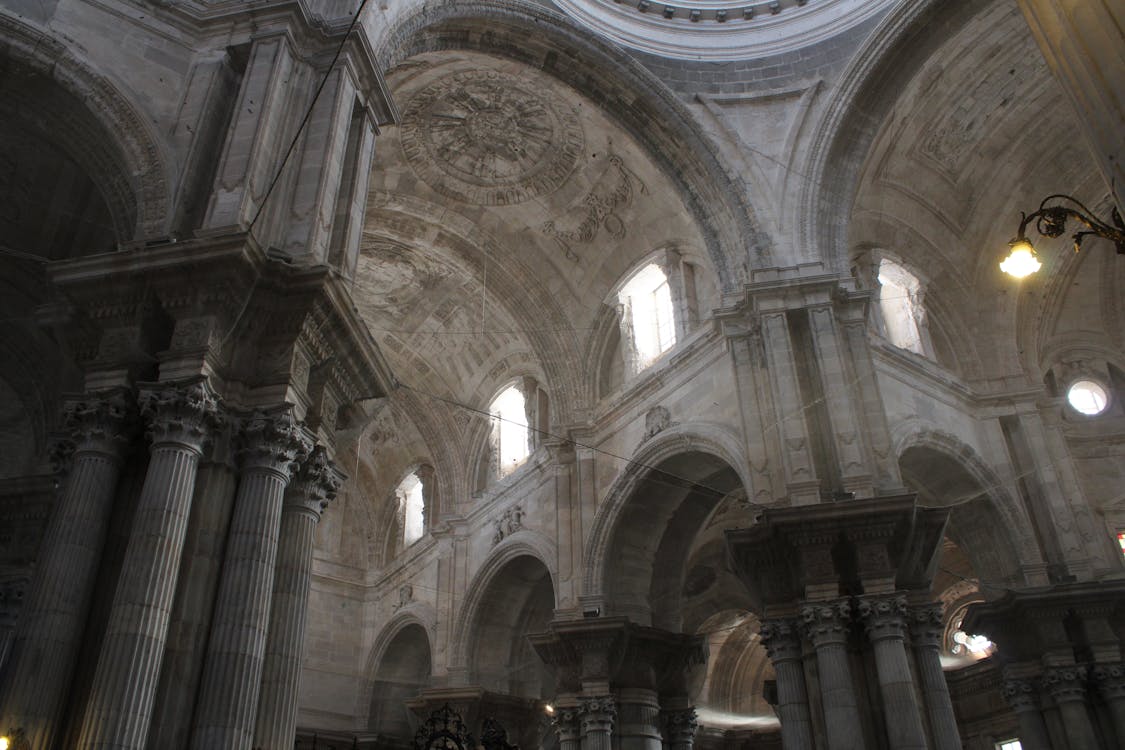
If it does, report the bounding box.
[47,433,77,478]
[1001,679,1040,712]
[139,380,222,453]
[579,696,617,734]
[552,708,582,744]
[62,388,135,458]
[800,599,852,648]
[857,594,908,642]
[663,708,699,744]
[237,408,311,482]
[1092,663,1125,702]
[907,604,945,649]
[1043,666,1088,704]
[759,618,803,663]
[285,445,345,519]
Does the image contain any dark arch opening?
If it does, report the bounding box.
[369,624,433,743]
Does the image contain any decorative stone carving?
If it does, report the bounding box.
[907,603,945,649]
[491,504,524,546]
[139,379,222,452]
[552,707,582,745]
[1043,666,1088,704]
[1092,663,1125,701]
[1001,678,1041,712]
[640,405,673,444]
[663,707,699,744]
[62,389,135,457]
[759,618,803,663]
[800,599,852,647]
[400,69,583,205]
[579,695,617,733]
[286,445,344,517]
[541,154,647,260]
[237,408,311,480]
[394,584,414,612]
[857,594,908,641]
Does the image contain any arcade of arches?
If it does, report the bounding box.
[0,1,1123,749]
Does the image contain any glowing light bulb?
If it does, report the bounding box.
[999,238,1042,278]
[0,735,10,750]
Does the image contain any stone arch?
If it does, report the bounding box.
[365,610,437,738]
[0,14,170,243]
[451,532,558,674]
[377,0,772,290]
[800,0,985,271]
[583,423,751,601]
[893,424,1043,586]
[583,424,750,631]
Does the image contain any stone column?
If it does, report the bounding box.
[1001,678,1052,750]
[858,595,927,750]
[800,600,864,750]
[908,604,962,750]
[553,706,583,750]
[760,618,814,750]
[191,409,310,750]
[579,696,616,750]
[0,391,132,749]
[253,446,343,750]
[616,688,661,750]
[663,708,698,750]
[1093,663,1125,746]
[1043,666,1099,750]
[77,380,221,749]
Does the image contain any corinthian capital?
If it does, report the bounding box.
[907,603,945,649]
[1043,666,1088,704]
[62,388,135,458]
[140,379,222,453]
[285,445,346,519]
[579,695,616,734]
[663,708,698,743]
[759,618,803,663]
[1001,678,1040,712]
[237,408,311,481]
[857,594,908,641]
[1092,663,1125,701]
[800,599,852,647]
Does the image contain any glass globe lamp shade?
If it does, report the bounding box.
[1000,238,1042,278]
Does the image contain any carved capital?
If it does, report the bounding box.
[759,618,803,663]
[237,408,311,481]
[858,594,908,642]
[47,433,76,478]
[800,599,852,648]
[663,707,698,743]
[1044,666,1088,704]
[62,388,135,458]
[907,603,945,649]
[579,696,616,734]
[1092,663,1125,701]
[140,379,222,453]
[285,445,345,519]
[1001,678,1041,712]
[552,708,582,744]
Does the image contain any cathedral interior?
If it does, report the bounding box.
[0,1,1123,749]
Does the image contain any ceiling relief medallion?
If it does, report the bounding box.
[540,154,648,261]
[400,70,584,206]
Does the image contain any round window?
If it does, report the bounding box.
[1067,380,1109,416]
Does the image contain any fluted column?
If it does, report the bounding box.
[579,696,616,750]
[1044,666,1098,750]
[908,604,961,750]
[0,391,132,749]
[1001,678,1052,750]
[616,689,661,750]
[191,409,310,750]
[253,446,344,750]
[760,618,814,750]
[77,380,221,749]
[801,600,864,750]
[858,595,927,750]
[553,706,582,750]
[663,708,698,750]
[1093,663,1125,746]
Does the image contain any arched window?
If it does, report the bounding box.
[491,384,531,477]
[876,258,926,355]
[619,263,677,371]
[396,472,426,547]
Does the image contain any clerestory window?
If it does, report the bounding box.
[619,263,677,371]
[396,472,426,547]
[491,384,531,478]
